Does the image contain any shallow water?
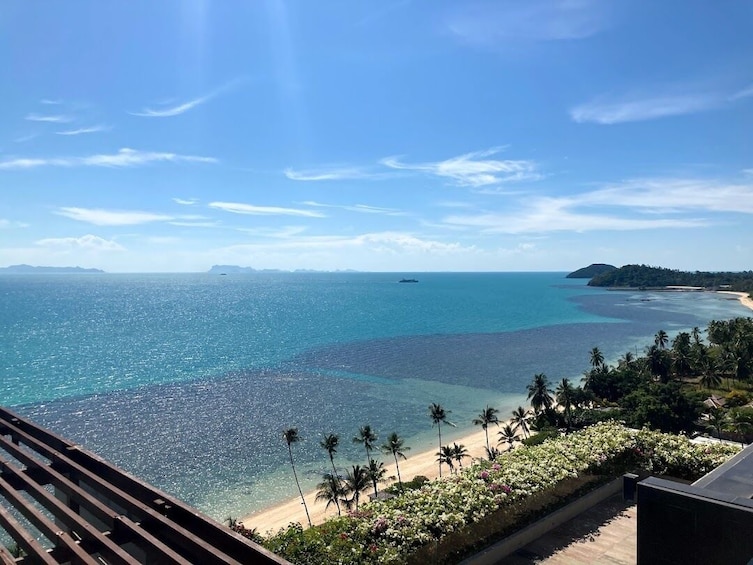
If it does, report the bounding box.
[1,273,749,519]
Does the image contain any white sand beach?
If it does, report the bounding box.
[241,421,520,534]
[718,291,753,312]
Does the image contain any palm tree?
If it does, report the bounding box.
[485,445,502,460]
[498,424,520,451]
[315,472,343,516]
[429,403,455,477]
[728,409,752,447]
[556,378,576,429]
[437,445,455,474]
[342,465,369,512]
[472,405,499,452]
[319,433,340,477]
[510,406,532,438]
[366,458,387,498]
[381,432,409,492]
[655,329,669,349]
[527,373,554,414]
[706,407,728,442]
[451,443,469,470]
[282,428,312,527]
[353,425,377,465]
[590,347,604,370]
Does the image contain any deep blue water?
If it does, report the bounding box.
[1,272,749,519]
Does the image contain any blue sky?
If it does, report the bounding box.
[1,0,752,272]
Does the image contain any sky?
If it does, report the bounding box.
[1,0,752,273]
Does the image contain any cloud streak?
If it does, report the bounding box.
[55,124,110,136]
[25,113,74,123]
[570,93,719,124]
[56,207,174,226]
[284,166,381,181]
[0,148,216,170]
[36,234,125,251]
[441,176,753,234]
[446,0,613,47]
[131,79,242,117]
[209,201,326,218]
[300,201,406,216]
[381,147,539,187]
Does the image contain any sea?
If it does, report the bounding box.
[1,272,750,521]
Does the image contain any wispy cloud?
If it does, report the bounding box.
[446,0,613,47]
[40,99,62,105]
[236,226,308,238]
[0,219,29,229]
[209,201,326,218]
[35,234,125,251]
[25,113,74,123]
[441,176,753,234]
[56,207,174,226]
[131,79,242,118]
[381,147,539,187]
[730,84,753,101]
[173,198,198,206]
[0,148,217,170]
[284,166,385,181]
[300,201,406,216]
[570,92,720,124]
[55,124,110,136]
[221,231,471,254]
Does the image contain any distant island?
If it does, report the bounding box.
[0,264,105,274]
[588,264,753,294]
[208,265,359,274]
[566,263,617,279]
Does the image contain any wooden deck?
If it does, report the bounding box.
[0,406,289,564]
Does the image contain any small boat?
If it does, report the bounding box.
[398,278,418,283]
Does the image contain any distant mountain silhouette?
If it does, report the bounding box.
[0,264,105,274]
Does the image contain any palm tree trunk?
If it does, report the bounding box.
[437,423,443,478]
[393,453,403,491]
[288,445,312,527]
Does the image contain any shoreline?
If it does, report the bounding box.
[239,290,753,534]
[717,290,753,312]
[241,418,523,534]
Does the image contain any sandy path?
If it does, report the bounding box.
[241,422,518,535]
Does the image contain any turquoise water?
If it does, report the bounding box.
[1,272,749,520]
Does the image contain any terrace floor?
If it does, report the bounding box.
[498,494,637,565]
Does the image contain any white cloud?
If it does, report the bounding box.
[131,79,242,117]
[221,231,472,254]
[40,99,62,105]
[730,84,753,101]
[446,0,613,46]
[441,176,753,234]
[35,234,125,251]
[236,226,307,238]
[0,148,216,170]
[0,219,29,229]
[173,198,198,206]
[209,201,326,218]
[300,201,406,216]
[55,124,109,136]
[570,93,719,124]
[25,113,73,123]
[56,207,174,226]
[381,147,539,187]
[284,166,381,181]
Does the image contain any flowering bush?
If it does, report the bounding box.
[264,422,739,564]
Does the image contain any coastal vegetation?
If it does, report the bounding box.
[588,264,753,294]
[566,263,617,279]
[255,315,753,563]
[260,423,738,564]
